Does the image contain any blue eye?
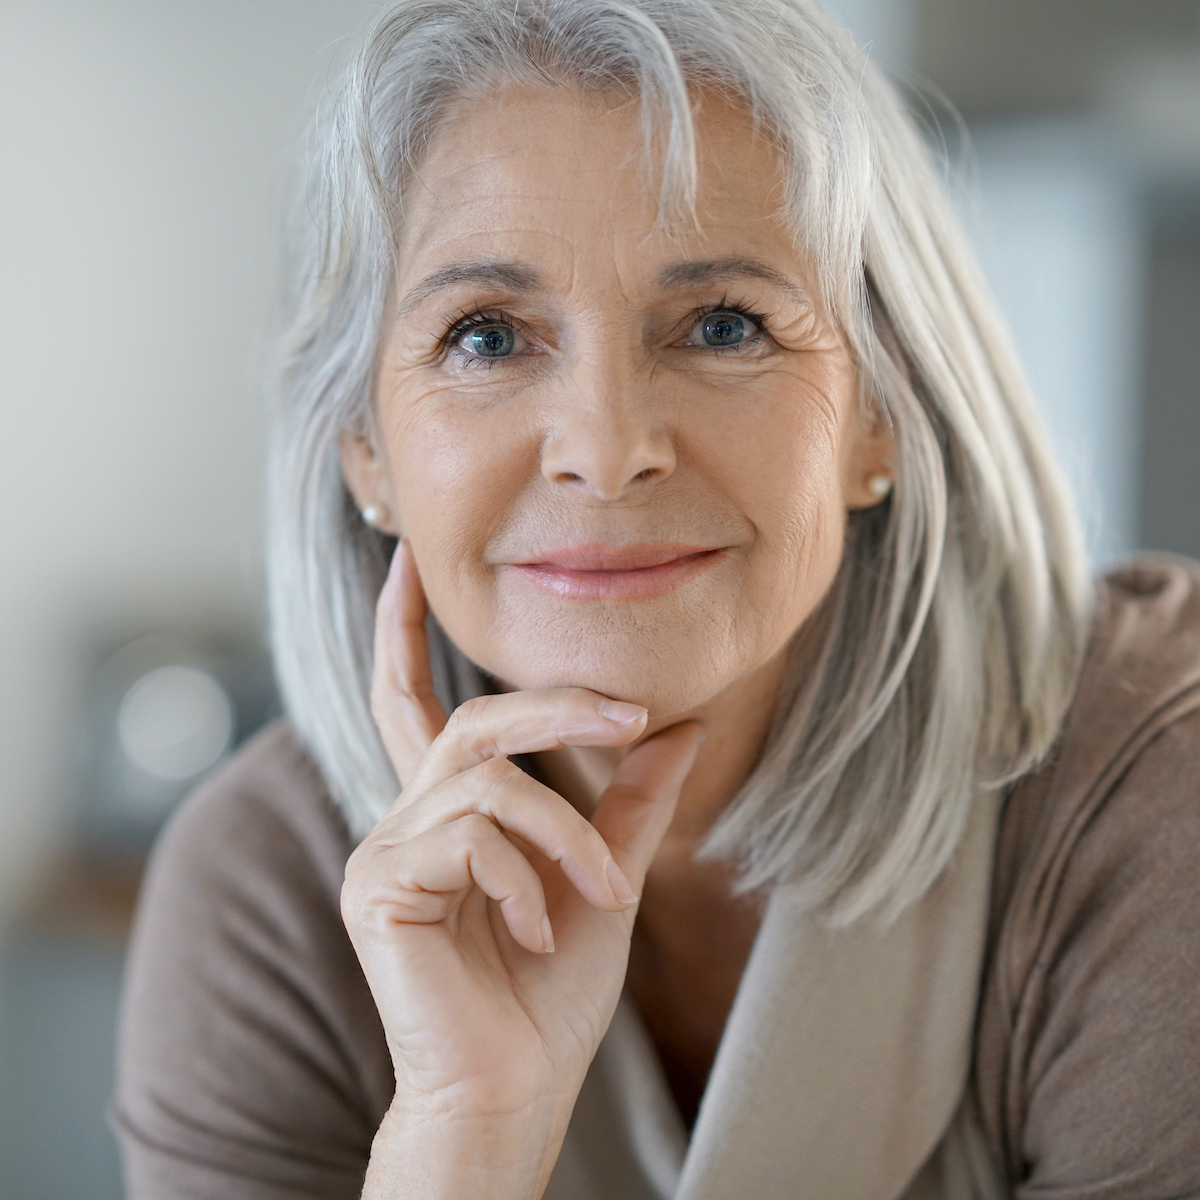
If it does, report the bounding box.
[703,312,746,346]
[684,309,761,350]
[466,325,516,357]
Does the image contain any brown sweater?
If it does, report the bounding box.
[114,559,1200,1198]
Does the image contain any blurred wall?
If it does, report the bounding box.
[918,0,1200,117]
[821,0,915,70]
[955,121,1144,563]
[830,0,1150,565]
[841,0,1200,568]
[1142,194,1200,562]
[0,0,368,922]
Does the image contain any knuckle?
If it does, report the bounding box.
[455,811,497,845]
[344,842,368,880]
[445,695,504,757]
[339,875,362,915]
[475,754,522,789]
[556,688,592,719]
[550,689,589,732]
[372,658,426,710]
[448,693,493,729]
[339,868,381,929]
[344,835,387,883]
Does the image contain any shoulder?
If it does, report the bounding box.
[992,555,1200,940]
[147,718,355,911]
[976,555,1200,1193]
[114,721,390,1199]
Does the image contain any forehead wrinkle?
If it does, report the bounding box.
[398,261,543,316]
[657,257,811,305]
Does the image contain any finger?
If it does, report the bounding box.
[395,756,637,913]
[591,722,706,894]
[408,688,649,794]
[347,813,553,954]
[371,539,449,785]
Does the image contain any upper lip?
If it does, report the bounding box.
[511,542,722,571]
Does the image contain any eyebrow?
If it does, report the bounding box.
[397,261,543,315]
[397,255,810,314]
[657,257,811,304]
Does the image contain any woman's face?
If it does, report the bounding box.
[343,85,891,720]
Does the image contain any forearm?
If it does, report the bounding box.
[360,1096,573,1200]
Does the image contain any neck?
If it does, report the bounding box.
[535,648,789,847]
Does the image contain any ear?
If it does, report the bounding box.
[841,400,897,511]
[339,431,402,535]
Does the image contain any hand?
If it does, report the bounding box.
[342,541,704,1197]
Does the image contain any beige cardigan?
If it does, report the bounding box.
[114,559,1200,1198]
[549,784,1004,1200]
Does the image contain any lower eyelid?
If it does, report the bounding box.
[449,340,544,368]
[682,333,767,351]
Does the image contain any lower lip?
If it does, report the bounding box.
[508,549,725,600]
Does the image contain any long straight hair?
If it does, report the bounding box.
[267,0,1092,925]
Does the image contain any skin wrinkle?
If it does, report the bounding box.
[656,256,813,307]
[341,82,892,841]
[399,262,545,317]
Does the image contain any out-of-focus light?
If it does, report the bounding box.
[116,666,233,782]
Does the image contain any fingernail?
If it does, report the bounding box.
[605,858,639,906]
[598,699,648,725]
[540,915,555,953]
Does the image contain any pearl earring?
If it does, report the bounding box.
[361,504,389,529]
[868,473,893,499]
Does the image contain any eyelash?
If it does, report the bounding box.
[436,296,774,365]
[682,295,772,352]
[437,307,527,368]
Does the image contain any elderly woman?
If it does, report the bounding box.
[114,1,1200,1197]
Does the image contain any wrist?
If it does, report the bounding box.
[361,1091,575,1200]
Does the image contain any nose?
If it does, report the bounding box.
[539,365,676,499]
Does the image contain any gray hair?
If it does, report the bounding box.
[267,0,1092,925]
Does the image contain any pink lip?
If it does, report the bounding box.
[506,542,725,600]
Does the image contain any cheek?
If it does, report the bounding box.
[672,381,849,696]
[770,426,848,579]
[376,383,534,607]
[694,379,850,609]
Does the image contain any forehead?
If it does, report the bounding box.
[395,83,796,285]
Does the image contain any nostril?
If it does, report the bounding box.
[540,430,676,494]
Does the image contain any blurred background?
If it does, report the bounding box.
[1,0,1198,1195]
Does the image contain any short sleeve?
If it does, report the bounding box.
[112,726,394,1200]
[1007,708,1200,1197]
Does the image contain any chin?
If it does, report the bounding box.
[474,622,741,721]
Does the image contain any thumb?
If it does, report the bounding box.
[590,721,705,894]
